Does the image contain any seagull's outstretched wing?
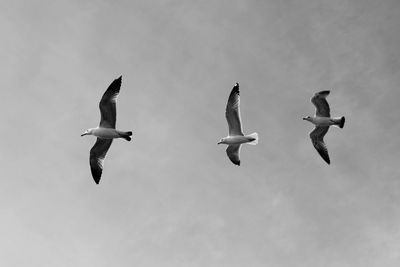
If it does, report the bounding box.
[226,144,241,166]
[310,126,330,164]
[311,90,330,117]
[225,83,244,136]
[90,138,113,184]
[99,76,121,128]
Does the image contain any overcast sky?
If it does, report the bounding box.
[1,0,400,266]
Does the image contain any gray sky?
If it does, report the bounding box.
[1,0,400,266]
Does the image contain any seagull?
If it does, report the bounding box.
[81,76,132,184]
[218,82,258,166]
[303,90,345,164]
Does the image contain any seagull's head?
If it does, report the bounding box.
[81,129,93,137]
[217,138,226,145]
[303,116,312,122]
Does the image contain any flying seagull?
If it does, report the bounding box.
[81,76,132,184]
[303,90,345,164]
[218,83,258,166]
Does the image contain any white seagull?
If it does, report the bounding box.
[303,90,345,164]
[218,83,258,166]
[81,76,132,184]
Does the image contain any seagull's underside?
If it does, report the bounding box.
[305,116,344,127]
[85,127,131,139]
[218,135,257,145]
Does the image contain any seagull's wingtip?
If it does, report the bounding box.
[231,83,240,94]
[317,90,330,96]
[113,75,122,83]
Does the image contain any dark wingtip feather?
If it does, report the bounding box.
[105,76,122,92]
[90,158,102,184]
[91,167,101,184]
[233,160,240,166]
[314,144,330,165]
[320,153,330,164]
[92,173,101,184]
[112,76,122,86]
[317,90,330,96]
[231,82,240,95]
[228,158,240,166]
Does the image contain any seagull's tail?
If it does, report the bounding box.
[339,116,345,128]
[332,117,345,128]
[119,131,133,141]
[247,132,259,145]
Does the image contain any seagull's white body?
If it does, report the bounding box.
[220,135,257,145]
[306,116,344,127]
[81,76,132,184]
[303,90,345,165]
[218,83,258,166]
[85,127,127,139]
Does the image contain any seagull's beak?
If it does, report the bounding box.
[81,133,87,136]
[302,117,307,120]
[217,141,222,145]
